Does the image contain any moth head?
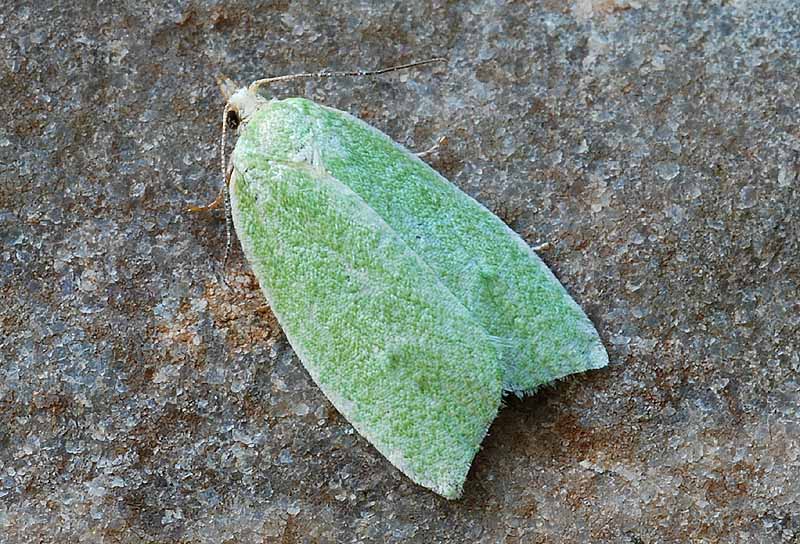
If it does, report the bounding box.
[216,76,267,135]
[226,87,267,131]
[214,80,268,192]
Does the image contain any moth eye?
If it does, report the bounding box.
[226,110,240,130]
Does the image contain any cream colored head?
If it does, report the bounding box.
[225,86,268,133]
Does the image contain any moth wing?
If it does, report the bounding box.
[229,159,503,499]
[241,99,608,394]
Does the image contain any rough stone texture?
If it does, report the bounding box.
[1,1,798,542]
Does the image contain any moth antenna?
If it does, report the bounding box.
[249,57,447,94]
[221,162,234,288]
[221,103,230,187]
[220,103,233,288]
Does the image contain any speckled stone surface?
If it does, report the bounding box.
[1,1,798,542]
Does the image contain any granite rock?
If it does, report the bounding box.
[1,1,798,542]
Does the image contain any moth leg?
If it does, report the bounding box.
[187,189,224,212]
[415,135,447,158]
[188,163,235,287]
[533,241,553,252]
[187,160,235,212]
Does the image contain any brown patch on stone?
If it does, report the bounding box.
[280,514,298,544]
[153,273,284,369]
[203,273,284,352]
[513,496,538,519]
[554,412,636,464]
[492,201,526,229]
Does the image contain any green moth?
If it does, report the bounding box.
[196,61,607,499]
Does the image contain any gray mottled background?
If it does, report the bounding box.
[1,0,799,542]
